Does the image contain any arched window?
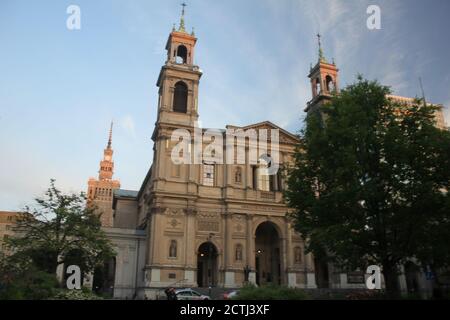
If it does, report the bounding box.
[203,163,215,186]
[173,81,188,113]
[325,75,334,92]
[176,45,188,64]
[235,167,242,183]
[294,247,302,263]
[257,155,271,191]
[169,240,177,258]
[235,244,243,261]
[315,78,321,95]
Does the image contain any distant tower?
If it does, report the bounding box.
[305,34,339,114]
[87,122,121,227]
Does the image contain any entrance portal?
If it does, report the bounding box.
[404,262,421,294]
[255,222,281,285]
[92,257,116,298]
[197,242,218,287]
[314,257,330,288]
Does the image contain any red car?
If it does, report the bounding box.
[223,290,240,300]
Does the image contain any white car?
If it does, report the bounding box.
[175,288,211,300]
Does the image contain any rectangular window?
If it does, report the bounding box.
[269,174,275,192]
[203,164,215,186]
[171,163,181,177]
[258,168,270,191]
[277,171,283,191]
[252,166,257,190]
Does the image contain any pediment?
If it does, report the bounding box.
[227,121,300,145]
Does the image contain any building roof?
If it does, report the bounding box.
[0,211,25,224]
[386,94,441,106]
[226,120,301,143]
[114,189,139,198]
[0,211,20,215]
[112,189,139,210]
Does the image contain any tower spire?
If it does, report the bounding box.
[107,121,113,149]
[179,2,187,32]
[317,33,326,63]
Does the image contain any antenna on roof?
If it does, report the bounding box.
[419,77,427,107]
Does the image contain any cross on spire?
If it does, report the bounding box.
[317,33,326,62]
[179,2,187,32]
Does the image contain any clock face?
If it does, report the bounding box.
[105,155,111,161]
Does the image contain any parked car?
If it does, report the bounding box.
[175,288,211,300]
[223,290,240,300]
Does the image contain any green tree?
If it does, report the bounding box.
[5,179,115,283]
[0,249,59,299]
[285,77,450,296]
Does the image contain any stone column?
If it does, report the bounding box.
[226,165,232,186]
[306,252,317,288]
[286,222,296,287]
[224,213,235,288]
[184,208,196,286]
[145,207,165,288]
[245,148,252,189]
[246,214,256,284]
[398,265,407,293]
[157,138,166,180]
[280,235,287,285]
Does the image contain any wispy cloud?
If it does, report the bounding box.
[120,115,136,139]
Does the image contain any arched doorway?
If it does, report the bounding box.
[314,257,330,288]
[92,257,116,298]
[197,242,218,287]
[404,262,421,294]
[255,222,281,285]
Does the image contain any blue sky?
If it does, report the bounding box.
[1,0,449,210]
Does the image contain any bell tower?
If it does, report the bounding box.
[305,34,339,114]
[153,3,202,133]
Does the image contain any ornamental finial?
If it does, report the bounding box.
[317,33,327,63]
[178,3,187,32]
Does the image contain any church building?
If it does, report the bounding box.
[87,9,446,299]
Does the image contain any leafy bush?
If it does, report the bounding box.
[233,284,309,300]
[50,288,103,300]
[0,269,59,300]
[345,290,389,300]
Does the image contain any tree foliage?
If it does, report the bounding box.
[4,179,115,279]
[285,77,450,294]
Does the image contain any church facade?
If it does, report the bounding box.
[87,12,446,299]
